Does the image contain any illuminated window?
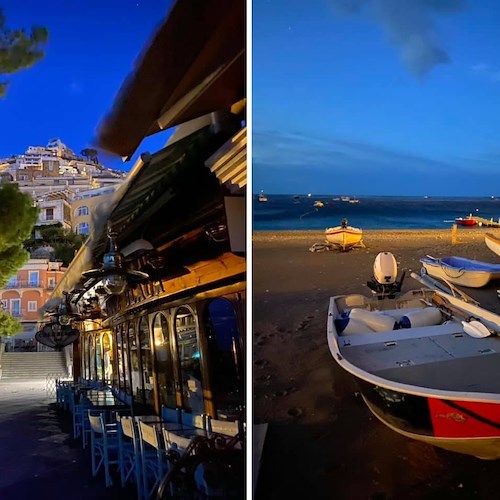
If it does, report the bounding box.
[76,206,89,216]
[76,222,89,235]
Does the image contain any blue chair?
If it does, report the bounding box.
[206,416,241,438]
[137,418,169,499]
[161,405,180,423]
[118,416,143,499]
[88,411,120,487]
[180,409,207,433]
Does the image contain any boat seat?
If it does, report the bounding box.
[339,322,463,347]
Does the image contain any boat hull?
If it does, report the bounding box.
[420,257,500,288]
[455,218,477,227]
[485,233,500,257]
[357,379,500,459]
[325,227,363,250]
[327,290,500,460]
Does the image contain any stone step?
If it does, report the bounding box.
[1,352,68,380]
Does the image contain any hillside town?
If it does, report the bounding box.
[0,139,126,352]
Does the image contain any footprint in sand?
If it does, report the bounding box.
[298,315,315,331]
[287,407,303,418]
[254,359,269,368]
[273,389,288,398]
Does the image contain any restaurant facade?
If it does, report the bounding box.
[48,0,246,427]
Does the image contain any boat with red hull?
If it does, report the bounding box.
[455,215,477,226]
[328,285,500,459]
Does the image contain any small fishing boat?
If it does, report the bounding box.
[455,214,477,226]
[325,219,363,251]
[420,255,500,288]
[313,201,324,208]
[328,277,500,460]
[348,198,360,204]
[258,191,268,202]
[485,233,500,257]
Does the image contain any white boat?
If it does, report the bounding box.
[485,233,500,257]
[420,256,500,288]
[325,219,363,251]
[258,191,268,202]
[328,280,500,460]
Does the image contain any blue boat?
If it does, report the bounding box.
[420,256,500,288]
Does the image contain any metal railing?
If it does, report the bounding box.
[4,281,42,289]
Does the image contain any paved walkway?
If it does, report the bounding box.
[0,380,137,499]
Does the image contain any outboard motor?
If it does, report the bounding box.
[367,252,405,299]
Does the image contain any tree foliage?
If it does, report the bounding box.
[0,8,49,97]
[81,148,99,164]
[25,222,86,267]
[0,307,22,338]
[0,184,39,287]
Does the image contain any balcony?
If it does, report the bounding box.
[9,309,26,318]
[4,281,42,289]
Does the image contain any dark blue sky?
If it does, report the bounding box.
[253,0,500,196]
[0,0,174,170]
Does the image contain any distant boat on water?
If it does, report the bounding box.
[348,198,360,204]
[340,196,350,202]
[258,191,268,202]
[455,214,477,227]
[314,201,325,208]
[293,195,300,204]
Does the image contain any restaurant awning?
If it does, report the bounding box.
[96,0,246,159]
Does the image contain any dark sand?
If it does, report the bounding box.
[253,228,500,500]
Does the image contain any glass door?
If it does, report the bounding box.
[152,313,177,409]
[174,306,203,413]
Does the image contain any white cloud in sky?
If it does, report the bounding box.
[470,63,500,82]
[253,129,500,195]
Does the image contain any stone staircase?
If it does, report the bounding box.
[0,352,68,380]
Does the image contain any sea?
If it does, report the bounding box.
[253,194,500,231]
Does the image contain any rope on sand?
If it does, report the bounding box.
[300,208,319,219]
[309,240,366,253]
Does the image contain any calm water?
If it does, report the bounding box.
[253,194,500,231]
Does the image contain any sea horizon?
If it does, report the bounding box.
[253,194,500,231]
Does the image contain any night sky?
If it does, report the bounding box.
[253,0,500,196]
[0,0,174,170]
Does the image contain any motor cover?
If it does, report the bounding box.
[373,252,398,285]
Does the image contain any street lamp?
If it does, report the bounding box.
[81,227,149,295]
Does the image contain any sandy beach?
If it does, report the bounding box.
[253,227,500,500]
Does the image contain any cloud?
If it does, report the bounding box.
[470,63,500,82]
[253,129,498,195]
[330,0,465,77]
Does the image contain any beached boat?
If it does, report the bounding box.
[455,215,477,226]
[325,219,363,251]
[485,233,500,257]
[328,285,500,459]
[420,256,500,288]
[258,191,268,202]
